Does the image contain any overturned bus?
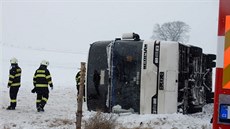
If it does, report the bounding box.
[86,33,216,114]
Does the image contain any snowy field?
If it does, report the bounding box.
[0,83,213,129]
[0,46,213,129]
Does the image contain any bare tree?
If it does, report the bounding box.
[151,21,190,42]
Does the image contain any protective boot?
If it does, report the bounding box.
[37,104,44,112]
[6,106,15,110]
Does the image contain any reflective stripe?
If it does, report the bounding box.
[224,47,230,69]
[11,83,20,86]
[16,69,21,72]
[223,65,230,85]
[42,97,48,102]
[15,73,21,77]
[36,74,46,78]
[77,75,81,85]
[46,75,51,79]
[36,84,48,87]
[48,81,52,84]
[11,99,16,103]
[36,100,41,103]
[9,75,15,78]
[8,81,13,83]
[223,16,230,89]
[226,15,230,33]
[37,70,45,73]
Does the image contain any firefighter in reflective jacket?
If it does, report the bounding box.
[32,60,53,112]
[76,70,85,101]
[76,71,81,95]
[7,57,22,110]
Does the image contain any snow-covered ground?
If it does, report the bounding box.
[0,46,213,129]
[0,83,213,129]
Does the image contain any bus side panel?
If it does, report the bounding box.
[140,41,158,114]
[158,42,179,114]
[165,70,178,113]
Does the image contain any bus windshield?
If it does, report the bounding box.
[111,40,143,113]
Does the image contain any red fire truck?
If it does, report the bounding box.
[213,0,230,128]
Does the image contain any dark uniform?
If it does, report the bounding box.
[76,71,81,95]
[76,71,85,101]
[7,63,21,110]
[32,63,53,112]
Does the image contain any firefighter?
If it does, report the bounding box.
[7,57,22,110]
[32,60,53,112]
[76,71,81,95]
[75,70,85,101]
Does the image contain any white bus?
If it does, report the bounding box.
[86,33,215,114]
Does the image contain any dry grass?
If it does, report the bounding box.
[84,111,117,129]
[48,118,74,127]
[3,126,10,129]
[119,127,154,129]
[3,124,17,129]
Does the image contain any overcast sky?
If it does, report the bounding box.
[0,0,220,87]
[1,0,219,54]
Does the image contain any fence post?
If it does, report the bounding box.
[76,62,86,129]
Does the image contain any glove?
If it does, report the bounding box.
[31,88,36,93]
[50,86,53,90]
